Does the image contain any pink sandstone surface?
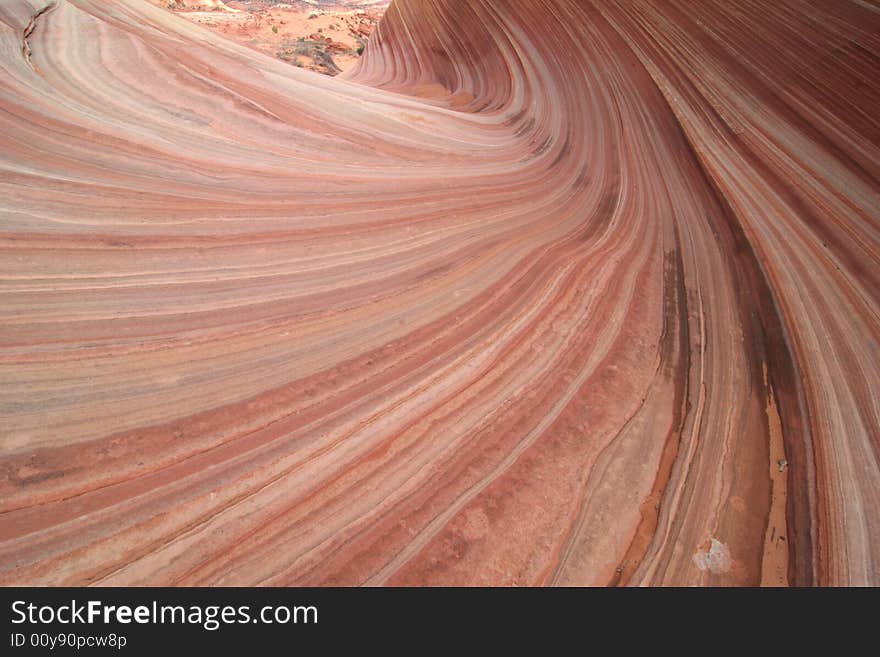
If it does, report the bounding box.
[1,0,879,586]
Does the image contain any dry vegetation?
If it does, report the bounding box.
[152,0,385,75]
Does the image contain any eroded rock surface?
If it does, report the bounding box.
[1,0,878,586]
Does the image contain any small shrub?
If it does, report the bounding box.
[271,25,278,34]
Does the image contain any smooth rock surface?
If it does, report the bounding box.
[1,0,878,586]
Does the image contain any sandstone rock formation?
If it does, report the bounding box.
[1,0,878,586]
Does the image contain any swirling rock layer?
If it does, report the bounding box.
[1,0,878,586]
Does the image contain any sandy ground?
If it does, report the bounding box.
[150,0,387,74]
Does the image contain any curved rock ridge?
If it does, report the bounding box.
[0,0,878,586]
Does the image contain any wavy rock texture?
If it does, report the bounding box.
[1,0,878,586]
